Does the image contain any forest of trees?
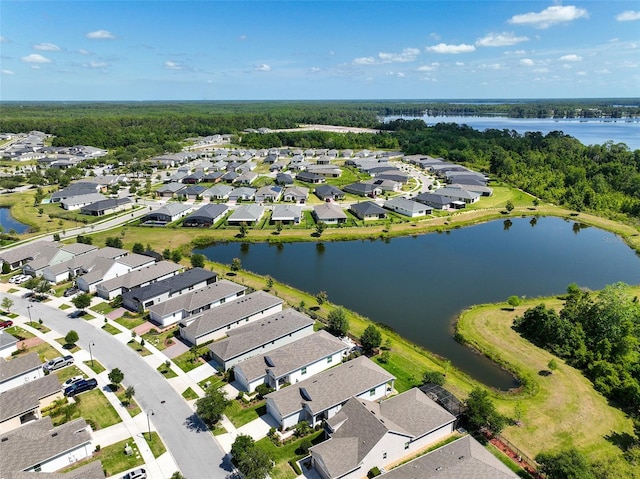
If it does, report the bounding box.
[514,282,640,414]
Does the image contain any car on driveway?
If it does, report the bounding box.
[43,355,74,372]
[64,378,98,397]
[63,375,85,387]
[64,287,79,297]
[123,468,147,479]
[0,320,13,329]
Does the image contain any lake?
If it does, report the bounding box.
[0,207,29,234]
[384,115,640,151]
[195,217,640,390]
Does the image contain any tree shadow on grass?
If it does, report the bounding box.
[183,413,208,433]
[605,431,636,451]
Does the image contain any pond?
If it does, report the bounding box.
[0,207,30,234]
[195,217,640,390]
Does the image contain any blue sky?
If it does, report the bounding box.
[1,1,639,100]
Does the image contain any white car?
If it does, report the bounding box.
[63,376,85,387]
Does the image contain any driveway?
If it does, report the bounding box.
[8,295,233,479]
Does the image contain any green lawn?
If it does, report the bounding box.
[59,303,71,310]
[142,326,178,351]
[84,359,106,374]
[4,325,35,340]
[114,386,143,417]
[101,322,121,335]
[25,321,51,333]
[256,431,324,479]
[182,387,199,400]
[55,365,86,384]
[127,339,152,356]
[115,312,146,329]
[55,337,80,353]
[224,399,266,428]
[143,431,167,458]
[198,374,227,391]
[157,362,178,378]
[90,302,116,315]
[15,341,60,362]
[63,438,145,477]
[173,349,206,373]
[44,389,120,430]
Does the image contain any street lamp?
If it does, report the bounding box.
[88,341,95,368]
[146,409,154,441]
[26,304,33,323]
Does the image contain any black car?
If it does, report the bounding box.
[64,287,79,297]
[64,378,98,397]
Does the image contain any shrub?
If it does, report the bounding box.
[368,467,381,478]
[423,369,446,386]
[289,460,302,475]
[255,383,274,399]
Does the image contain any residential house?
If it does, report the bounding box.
[449,183,493,197]
[313,203,347,225]
[275,173,294,186]
[0,240,56,271]
[270,161,288,172]
[95,261,182,300]
[309,388,456,479]
[182,204,228,228]
[265,355,395,430]
[343,183,382,198]
[234,172,258,186]
[0,375,63,433]
[202,171,225,183]
[178,185,207,200]
[377,435,519,479]
[140,204,193,225]
[0,331,19,358]
[227,204,265,225]
[122,267,217,312]
[413,192,452,210]
[182,171,205,184]
[23,243,98,277]
[271,205,302,225]
[60,193,107,211]
[314,185,345,201]
[234,330,349,393]
[207,309,315,371]
[179,291,283,346]
[0,417,92,474]
[432,185,481,204]
[147,279,246,327]
[383,197,431,217]
[362,178,402,192]
[446,174,488,187]
[75,252,155,293]
[349,202,387,221]
[50,183,101,203]
[79,197,132,216]
[166,171,189,183]
[282,186,309,204]
[228,187,256,202]
[296,171,325,184]
[0,353,43,393]
[204,184,233,200]
[255,186,283,203]
[306,165,342,178]
[156,182,186,198]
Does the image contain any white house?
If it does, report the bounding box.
[234,330,349,393]
[0,375,63,433]
[383,197,431,218]
[95,261,183,300]
[0,353,43,393]
[0,331,19,358]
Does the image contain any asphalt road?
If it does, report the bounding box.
[11,296,233,479]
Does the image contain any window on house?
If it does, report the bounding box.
[369,388,375,396]
[327,356,333,364]
[404,442,410,450]
[383,452,387,460]
[220,298,225,304]
[301,367,307,375]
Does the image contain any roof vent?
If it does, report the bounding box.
[265,356,275,367]
[300,387,312,401]
[459,456,465,460]
[1,437,8,442]
[51,432,58,437]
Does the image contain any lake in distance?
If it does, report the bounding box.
[0,207,29,234]
[196,217,640,390]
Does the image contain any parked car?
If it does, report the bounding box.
[43,355,74,372]
[0,320,13,328]
[64,378,98,397]
[63,375,85,387]
[123,468,147,479]
[67,310,85,318]
[64,287,79,297]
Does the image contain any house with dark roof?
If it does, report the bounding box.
[414,192,452,210]
[314,185,345,201]
[0,353,43,393]
[297,171,325,184]
[122,267,217,312]
[0,417,92,474]
[50,183,101,203]
[432,185,481,204]
[0,375,63,433]
[313,203,348,225]
[265,355,395,430]
[349,201,388,221]
[309,388,456,479]
[79,197,132,216]
[182,171,205,184]
[227,204,265,225]
[343,183,382,198]
[179,291,283,346]
[140,203,193,225]
[95,261,182,300]
[384,197,432,217]
[234,330,349,393]
[275,173,294,185]
[182,204,228,227]
[147,279,246,327]
[271,205,302,225]
[377,435,518,479]
[207,309,315,370]
[202,170,225,183]
[178,184,208,200]
[156,182,186,198]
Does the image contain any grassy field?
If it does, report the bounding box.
[144,431,167,458]
[101,322,121,335]
[256,431,324,479]
[84,359,106,374]
[141,326,178,351]
[115,313,146,329]
[456,293,639,466]
[157,362,178,378]
[225,399,267,428]
[114,386,143,417]
[182,387,199,400]
[74,389,122,429]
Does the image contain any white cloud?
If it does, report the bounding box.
[378,48,420,63]
[254,63,271,72]
[78,49,91,55]
[426,43,475,54]
[616,10,640,21]
[84,61,109,69]
[1,69,15,75]
[559,54,582,61]
[480,63,502,70]
[520,58,535,66]
[86,30,116,40]
[534,68,550,73]
[397,72,405,77]
[417,63,439,72]
[508,5,588,29]
[577,71,587,76]
[309,67,321,73]
[429,33,441,41]
[353,56,376,65]
[476,32,529,47]
[514,50,527,55]
[21,53,52,63]
[164,61,183,70]
[596,69,611,74]
[34,42,60,51]
[238,35,247,41]
[0,36,7,43]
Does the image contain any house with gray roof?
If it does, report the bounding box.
[95,260,182,300]
[449,183,493,197]
[349,201,388,221]
[79,197,132,216]
[377,435,518,479]
[362,178,402,192]
[207,309,315,371]
[384,197,432,217]
[271,205,302,225]
[0,375,63,433]
[122,267,217,312]
[265,355,395,430]
[313,203,348,225]
[0,331,19,358]
[179,291,283,346]
[306,165,342,178]
[234,330,349,393]
[414,192,452,210]
[282,186,309,204]
[0,417,92,474]
[50,183,101,203]
[23,243,98,278]
[234,171,258,185]
[202,170,225,183]
[297,171,325,184]
[178,184,208,200]
[309,388,456,479]
[228,187,256,202]
[255,185,283,203]
[183,204,228,227]
[204,184,233,200]
[148,279,246,327]
[2,460,105,479]
[227,204,265,225]
[60,193,107,211]
[0,240,56,271]
[275,173,294,185]
[0,353,43,393]
[156,182,186,198]
[432,185,481,204]
[343,183,382,198]
[74,252,155,293]
[314,185,345,201]
[140,203,193,225]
